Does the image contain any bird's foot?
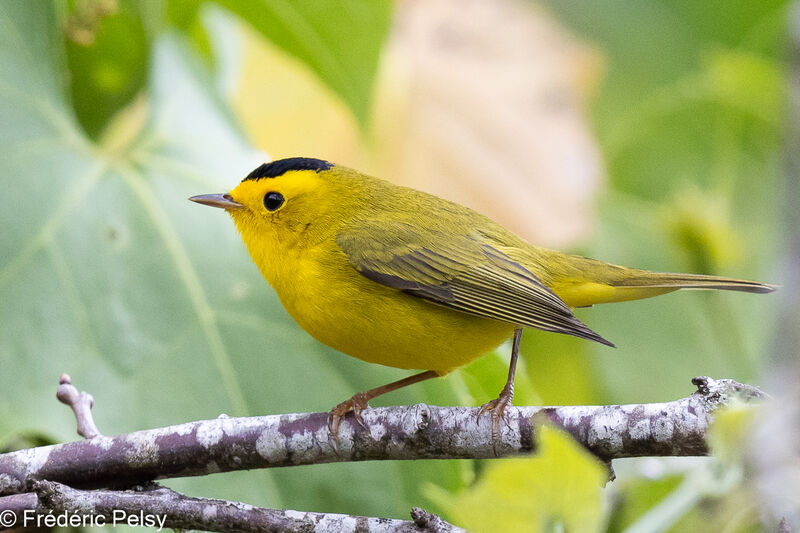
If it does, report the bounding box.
[327,392,371,444]
[477,387,514,454]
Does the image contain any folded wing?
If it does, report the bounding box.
[336,221,613,347]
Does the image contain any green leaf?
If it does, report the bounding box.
[427,426,608,533]
[212,0,392,126]
[63,0,150,138]
[0,0,458,518]
[605,473,684,532]
[520,328,601,406]
[707,404,760,465]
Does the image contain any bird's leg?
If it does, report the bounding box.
[328,370,439,440]
[479,328,523,449]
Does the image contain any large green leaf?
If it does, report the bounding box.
[0,1,461,519]
[213,0,392,126]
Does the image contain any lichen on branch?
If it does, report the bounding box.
[0,376,764,498]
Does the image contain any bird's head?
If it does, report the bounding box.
[190,157,363,257]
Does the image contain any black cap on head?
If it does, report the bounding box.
[244,157,334,181]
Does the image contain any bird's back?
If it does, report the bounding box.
[336,170,773,310]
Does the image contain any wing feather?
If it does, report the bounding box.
[336,221,613,347]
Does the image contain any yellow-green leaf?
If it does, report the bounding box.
[428,426,608,533]
[213,0,392,126]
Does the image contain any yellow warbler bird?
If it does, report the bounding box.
[190,157,774,438]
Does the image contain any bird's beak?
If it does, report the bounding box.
[189,193,244,210]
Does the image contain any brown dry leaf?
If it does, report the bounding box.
[233,0,605,247]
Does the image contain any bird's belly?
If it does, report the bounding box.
[275,262,514,375]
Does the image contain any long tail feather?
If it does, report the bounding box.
[612,271,776,294]
[541,253,775,307]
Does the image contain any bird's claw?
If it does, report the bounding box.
[477,388,514,454]
[327,392,371,445]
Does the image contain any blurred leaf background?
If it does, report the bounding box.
[0,0,794,531]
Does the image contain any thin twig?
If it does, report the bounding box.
[55,373,101,439]
[0,481,463,533]
[0,376,764,497]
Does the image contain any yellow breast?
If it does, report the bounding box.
[263,243,515,375]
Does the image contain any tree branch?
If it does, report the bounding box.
[0,481,462,533]
[55,373,101,440]
[0,376,764,498]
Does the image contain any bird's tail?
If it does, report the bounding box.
[551,257,776,308]
[610,270,776,294]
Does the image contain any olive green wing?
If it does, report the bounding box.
[336,221,613,346]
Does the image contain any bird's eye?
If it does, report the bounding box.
[264,192,285,212]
